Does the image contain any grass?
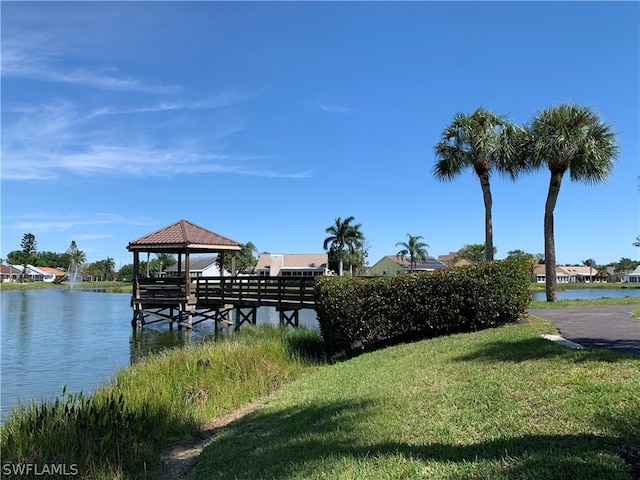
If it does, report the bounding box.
[0,326,325,479]
[529,296,640,309]
[186,317,639,480]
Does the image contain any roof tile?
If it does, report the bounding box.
[128,219,242,251]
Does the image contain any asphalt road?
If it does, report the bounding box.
[528,304,640,355]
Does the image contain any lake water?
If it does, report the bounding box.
[0,288,318,422]
[3,287,638,421]
[531,288,640,301]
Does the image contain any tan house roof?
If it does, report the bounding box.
[437,252,458,262]
[256,253,328,270]
[560,266,597,276]
[533,265,593,277]
[127,219,242,253]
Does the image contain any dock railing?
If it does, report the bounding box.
[195,275,316,309]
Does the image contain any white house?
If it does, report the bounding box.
[533,265,572,283]
[9,264,52,282]
[164,256,228,278]
[255,253,329,277]
[560,266,597,283]
[624,265,640,283]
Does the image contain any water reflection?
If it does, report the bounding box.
[1,289,318,421]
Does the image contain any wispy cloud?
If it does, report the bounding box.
[2,35,179,94]
[85,91,256,119]
[319,104,351,114]
[2,213,153,234]
[3,100,312,181]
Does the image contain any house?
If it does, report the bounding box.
[164,256,228,278]
[255,253,329,277]
[533,265,602,283]
[1,264,21,282]
[624,265,640,283]
[9,264,49,282]
[561,266,597,283]
[533,265,571,283]
[39,267,66,282]
[367,255,447,277]
[437,251,473,268]
[606,266,627,283]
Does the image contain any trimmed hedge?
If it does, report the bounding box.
[314,258,532,356]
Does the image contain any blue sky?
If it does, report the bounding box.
[2,1,639,269]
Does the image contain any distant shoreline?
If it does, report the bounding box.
[0,281,132,293]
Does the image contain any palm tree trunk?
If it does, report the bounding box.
[544,171,564,302]
[479,172,494,261]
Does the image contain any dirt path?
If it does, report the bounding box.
[155,401,264,480]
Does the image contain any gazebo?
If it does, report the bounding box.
[127,219,242,328]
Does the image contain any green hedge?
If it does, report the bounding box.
[314,258,532,356]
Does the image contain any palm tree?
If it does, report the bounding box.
[526,103,619,302]
[104,257,116,281]
[395,234,429,272]
[583,258,596,283]
[434,108,524,261]
[323,216,363,276]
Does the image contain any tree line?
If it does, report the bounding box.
[5,237,118,282]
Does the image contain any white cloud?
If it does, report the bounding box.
[2,99,311,181]
[319,104,351,114]
[2,213,155,234]
[85,91,256,119]
[1,35,179,94]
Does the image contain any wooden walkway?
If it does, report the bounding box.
[131,276,316,330]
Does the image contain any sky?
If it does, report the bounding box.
[2,1,639,270]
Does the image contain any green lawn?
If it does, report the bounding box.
[186,317,640,480]
[529,296,640,309]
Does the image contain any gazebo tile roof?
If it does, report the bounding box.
[127,219,242,251]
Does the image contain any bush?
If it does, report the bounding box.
[314,258,531,356]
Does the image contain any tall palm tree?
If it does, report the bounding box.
[104,257,116,281]
[395,234,429,272]
[526,103,618,302]
[434,108,524,261]
[323,216,363,276]
[583,258,596,283]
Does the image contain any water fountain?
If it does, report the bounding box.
[67,260,83,289]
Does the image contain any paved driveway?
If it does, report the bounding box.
[528,304,640,356]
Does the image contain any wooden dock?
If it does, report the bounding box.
[131,276,316,330]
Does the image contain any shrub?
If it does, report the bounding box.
[314,258,531,356]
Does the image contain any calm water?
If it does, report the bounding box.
[531,288,640,301]
[0,288,317,421]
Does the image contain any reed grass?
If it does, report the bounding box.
[0,325,325,479]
